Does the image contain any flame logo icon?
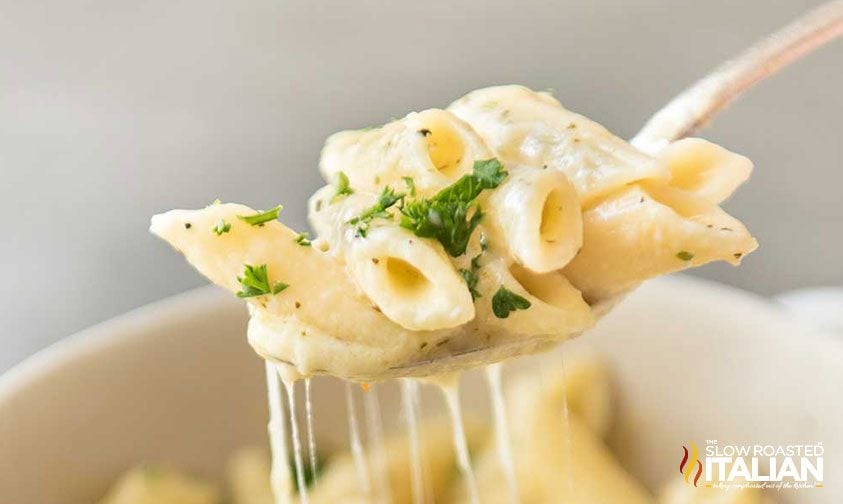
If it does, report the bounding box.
[680,442,703,486]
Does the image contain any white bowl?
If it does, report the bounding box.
[0,276,840,503]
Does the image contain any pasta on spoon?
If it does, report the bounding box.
[150,85,756,381]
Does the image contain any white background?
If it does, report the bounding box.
[0,0,840,371]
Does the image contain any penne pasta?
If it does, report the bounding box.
[657,137,753,205]
[484,166,583,272]
[319,109,493,195]
[563,185,758,302]
[152,85,757,380]
[346,225,475,331]
[475,259,594,339]
[448,85,669,206]
[150,203,439,377]
[449,368,654,504]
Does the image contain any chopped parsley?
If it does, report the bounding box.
[676,251,695,261]
[294,232,312,247]
[212,219,231,236]
[347,186,405,237]
[402,176,417,197]
[332,171,354,202]
[238,205,282,226]
[459,267,481,301]
[458,235,487,301]
[399,158,507,257]
[236,264,289,298]
[491,286,531,318]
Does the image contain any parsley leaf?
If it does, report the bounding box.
[491,286,531,318]
[459,267,480,301]
[458,234,487,301]
[237,205,282,226]
[212,219,231,235]
[402,176,417,197]
[332,171,354,202]
[236,264,289,298]
[399,158,507,256]
[294,232,312,247]
[347,186,405,237]
[676,251,695,261]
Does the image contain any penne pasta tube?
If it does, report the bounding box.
[306,184,374,258]
[346,226,475,331]
[448,85,669,206]
[485,166,583,272]
[563,185,758,303]
[475,259,594,339]
[450,368,654,504]
[658,137,753,205]
[563,357,614,439]
[319,109,493,194]
[308,185,476,331]
[150,203,442,377]
[309,421,487,504]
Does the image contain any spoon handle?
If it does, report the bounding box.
[632,0,843,154]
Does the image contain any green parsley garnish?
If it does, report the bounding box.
[491,286,531,318]
[212,219,231,236]
[399,158,507,257]
[458,235,487,301]
[459,266,481,301]
[237,205,282,226]
[402,176,417,197]
[295,232,312,247]
[676,251,695,261]
[236,264,289,298]
[347,186,405,237]
[332,171,354,203]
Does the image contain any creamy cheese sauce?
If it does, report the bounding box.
[486,363,520,504]
[440,382,479,504]
[346,382,373,499]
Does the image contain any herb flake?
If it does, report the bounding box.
[676,251,695,261]
[491,286,531,318]
[212,219,231,236]
[237,205,282,226]
[295,232,312,247]
[332,171,354,203]
[402,176,417,197]
[399,158,507,257]
[347,186,405,237]
[236,264,289,298]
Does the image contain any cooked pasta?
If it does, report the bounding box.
[151,85,756,380]
[100,357,776,504]
[320,109,492,194]
[563,184,757,302]
[484,166,582,272]
[346,226,475,330]
[657,137,753,205]
[448,85,669,206]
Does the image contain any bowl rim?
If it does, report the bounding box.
[0,285,225,405]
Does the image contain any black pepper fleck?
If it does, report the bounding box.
[418,128,432,136]
[184,222,192,229]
